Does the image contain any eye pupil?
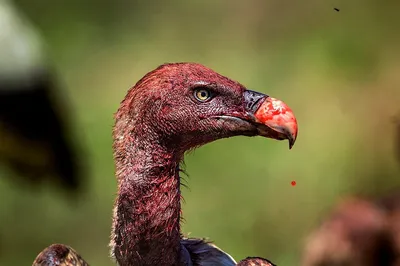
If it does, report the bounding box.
[194,88,212,102]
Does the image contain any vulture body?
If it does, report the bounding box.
[0,0,84,192]
[302,194,400,266]
[33,63,298,265]
[302,121,400,266]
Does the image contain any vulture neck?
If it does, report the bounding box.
[111,118,183,266]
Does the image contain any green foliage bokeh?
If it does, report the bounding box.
[1,0,400,265]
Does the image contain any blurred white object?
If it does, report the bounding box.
[0,0,85,194]
[0,0,46,87]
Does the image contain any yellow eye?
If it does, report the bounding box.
[194,88,212,102]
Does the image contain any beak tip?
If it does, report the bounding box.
[288,135,296,150]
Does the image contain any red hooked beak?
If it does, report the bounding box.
[243,90,298,149]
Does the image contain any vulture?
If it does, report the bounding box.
[237,257,277,266]
[301,194,400,266]
[0,0,85,192]
[301,120,400,266]
[32,244,89,266]
[33,63,298,265]
[395,114,400,166]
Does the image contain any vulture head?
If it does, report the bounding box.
[237,256,277,266]
[115,62,298,156]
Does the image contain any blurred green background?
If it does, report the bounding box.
[1,0,400,265]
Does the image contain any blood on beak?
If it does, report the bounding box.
[254,97,298,149]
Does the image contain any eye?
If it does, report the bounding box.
[193,88,213,102]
